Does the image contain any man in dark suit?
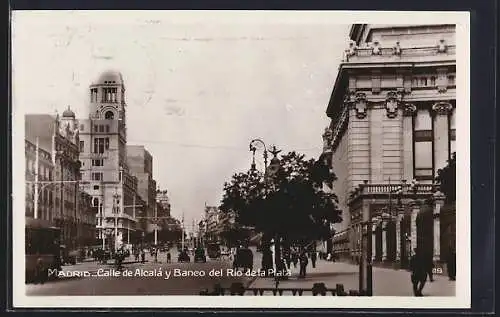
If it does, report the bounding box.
[410,248,427,296]
[426,254,435,282]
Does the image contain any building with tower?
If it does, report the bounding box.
[323,24,456,269]
[78,70,141,249]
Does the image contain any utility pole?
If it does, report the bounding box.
[181,212,185,250]
[34,137,39,219]
[128,194,136,245]
[154,204,158,246]
[101,203,106,249]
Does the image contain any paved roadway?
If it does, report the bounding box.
[26,250,259,296]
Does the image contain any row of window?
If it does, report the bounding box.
[411,75,455,88]
[94,124,111,133]
[92,159,104,166]
[25,142,51,160]
[413,108,456,181]
[26,159,53,180]
[94,138,110,153]
[90,88,119,103]
[91,172,103,181]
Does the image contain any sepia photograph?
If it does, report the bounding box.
[11,10,470,308]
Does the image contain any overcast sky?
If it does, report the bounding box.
[13,11,350,230]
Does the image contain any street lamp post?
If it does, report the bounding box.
[249,139,271,274]
[113,192,119,251]
[249,139,284,277]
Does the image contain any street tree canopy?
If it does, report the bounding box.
[436,152,456,203]
[219,151,342,245]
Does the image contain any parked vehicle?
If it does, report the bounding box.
[194,248,207,263]
[25,218,61,283]
[178,250,190,262]
[60,245,78,265]
[207,243,221,259]
[233,248,253,271]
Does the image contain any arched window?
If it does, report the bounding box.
[105,111,114,120]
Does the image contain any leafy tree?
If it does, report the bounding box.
[436,152,456,203]
[220,150,342,272]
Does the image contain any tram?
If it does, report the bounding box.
[25,218,61,283]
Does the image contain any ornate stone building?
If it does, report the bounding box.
[25,111,95,249]
[78,71,141,248]
[25,139,54,222]
[323,24,456,268]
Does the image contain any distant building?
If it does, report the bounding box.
[203,206,221,243]
[127,145,157,233]
[156,189,171,218]
[323,24,455,267]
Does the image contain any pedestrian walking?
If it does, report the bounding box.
[447,247,456,281]
[34,257,46,284]
[166,252,171,263]
[134,248,140,262]
[298,252,308,278]
[426,254,434,282]
[291,252,299,268]
[410,248,427,296]
[141,249,146,263]
[311,251,317,268]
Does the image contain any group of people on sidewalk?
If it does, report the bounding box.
[282,249,319,279]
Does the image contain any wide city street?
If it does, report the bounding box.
[26,249,258,296]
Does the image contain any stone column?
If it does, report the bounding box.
[410,202,419,252]
[402,104,416,181]
[432,102,453,174]
[372,223,377,262]
[395,215,402,262]
[433,191,446,262]
[382,221,387,261]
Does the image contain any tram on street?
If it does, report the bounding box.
[25,218,61,283]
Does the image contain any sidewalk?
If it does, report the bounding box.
[249,260,455,296]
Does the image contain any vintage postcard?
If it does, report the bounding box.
[11,10,470,308]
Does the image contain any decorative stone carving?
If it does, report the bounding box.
[371,41,381,55]
[346,40,357,57]
[393,41,402,56]
[437,39,447,53]
[436,68,448,93]
[322,126,333,150]
[353,92,367,119]
[385,91,400,118]
[402,103,417,116]
[432,102,453,115]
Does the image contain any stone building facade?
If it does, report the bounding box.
[78,71,140,248]
[127,145,157,233]
[324,24,456,268]
[25,139,54,222]
[25,111,96,249]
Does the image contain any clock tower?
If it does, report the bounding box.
[79,70,139,249]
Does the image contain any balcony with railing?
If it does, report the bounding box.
[348,180,438,205]
[343,42,456,65]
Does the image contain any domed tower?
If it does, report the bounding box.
[89,70,126,124]
[59,106,79,144]
[87,70,128,169]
